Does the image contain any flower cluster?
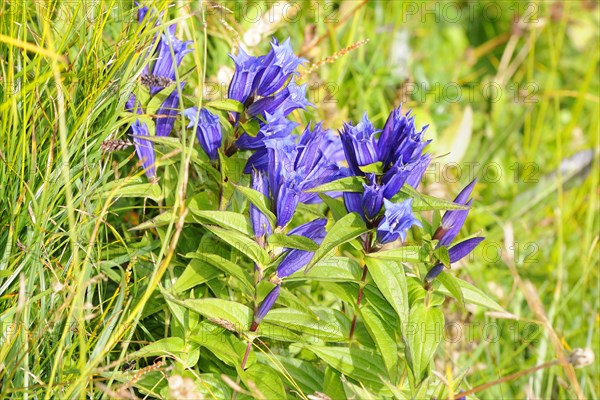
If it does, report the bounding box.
[126,6,192,180]
[122,11,484,333]
[340,109,431,244]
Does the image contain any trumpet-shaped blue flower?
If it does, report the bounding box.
[249,170,272,240]
[131,115,156,180]
[247,77,311,117]
[340,113,380,174]
[228,47,262,105]
[425,237,484,282]
[433,179,476,247]
[254,38,306,97]
[276,219,327,278]
[251,284,281,331]
[340,108,431,219]
[377,199,421,244]
[147,31,193,95]
[183,107,222,160]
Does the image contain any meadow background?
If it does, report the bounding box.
[0,0,598,398]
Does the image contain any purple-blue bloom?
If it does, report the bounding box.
[228,47,262,105]
[249,170,272,241]
[340,113,380,174]
[147,31,193,95]
[254,38,306,97]
[131,117,156,181]
[245,123,342,227]
[183,107,222,160]
[377,199,422,244]
[247,77,311,117]
[425,236,484,282]
[156,83,185,137]
[276,219,327,278]
[433,179,476,247]
[251,284,281,331]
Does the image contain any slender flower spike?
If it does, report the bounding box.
[250,284,281,331]
[377,199,422,244]
[250,170,272,241]
[425,237,485,283]
[184,107,222,160]
[433,179,477,247]
[276,219,327,278]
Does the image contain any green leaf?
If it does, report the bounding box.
[304,345,391,393]
[361,306,398,380]
[306,176,365,193]
[368,246,426,263]
[436,271,464,308]
[268,233,319,251]
[433,246,451,268]
[365,257,409,326]
[405,304,444,382]
[178,298,252,330]
[305,213,367,272]
[97,179,162,201]
[205,98,244,113]
[239,119,260,137]
[190,322,255,367]
[263,308,346,342]
[185,252,254,295]
[397,185,469,211]
[204,225,270,266]
[173,259,221,293]
[359,161,384,174]
[319,193,348,221]
[191,210,253,236]
[437,278,504,312]
[146,84,177,115]
[272,355,323,394]
[128,338,199,368]
[238,363,286,400]
[234,184,276,227]
[323,367,347,400]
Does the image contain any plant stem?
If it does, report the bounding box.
[456,359,560,398]
[348,232,373,341]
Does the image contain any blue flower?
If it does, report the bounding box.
[340,113,380,174]
[147,31,193,95]
[227,47,262,105]
[245,123,342,227]
[131,115,156,181]
[378,106,430,169]
[183,107,222,160]
[247,77,311,117]
[156,82,185,137]
[376,199,422,244]
[342,174,384,220]
[251,284,281,331]
[249,170,272,241]
[254,38,306,97]
[425,237,484,282]
[276,219,327,278]
[238,111,298,153]
[433,179,476,247]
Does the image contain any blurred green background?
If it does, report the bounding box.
[0,0,598,398]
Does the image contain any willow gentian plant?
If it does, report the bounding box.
[117,11,495,396]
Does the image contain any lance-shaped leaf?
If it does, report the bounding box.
[365,257,409,327]
[234,184,277,228]
[204,225,270,266]
[405,303,444,383]
[190,210,253,236]
[367,245,427,263]
[305,176,365,193]
[304,213,368,272]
